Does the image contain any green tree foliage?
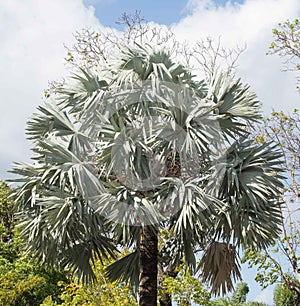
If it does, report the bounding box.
[159,264,211,305]
[231,282,249,304]
[268,18,300,89]
[0,182,67,305]
[0,257,66,306]
[0,250,137,306]
[211,282,267,306]
[41,257,137,306]
[274,282,298,306]
[268,19,300,69]
[246,303,268,306]
[0,180,14,241]
[247,24,300,294]
[212,297,232,306]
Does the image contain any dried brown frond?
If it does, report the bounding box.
[198,241,241,296]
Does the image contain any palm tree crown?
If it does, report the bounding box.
[12,42,284,298]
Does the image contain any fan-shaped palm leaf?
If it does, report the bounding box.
[207,138,284,248]
[106,250,140,289]
[209,72,261,137]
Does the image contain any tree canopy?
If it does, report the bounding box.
[268,18,300,90]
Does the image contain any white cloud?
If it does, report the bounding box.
[83,0,117,4]
[172,0,300,112]
[0,0,102,178]
[255,288,274,304]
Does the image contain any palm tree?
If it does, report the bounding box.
[11,43,284,305]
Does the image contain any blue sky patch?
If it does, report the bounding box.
[83,0,245,27]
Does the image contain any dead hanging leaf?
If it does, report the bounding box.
[198,241,241,296]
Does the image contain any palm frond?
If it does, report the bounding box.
[207,138,284,248]
[209,72,261,136]
[106,250,140,289]
[109,43,193,87]
[92,192,162,227]
[57,67,108,115]
[198,241,241,296]
[156,177,222,268]
[17,189,115,284]
[27,102,75,140]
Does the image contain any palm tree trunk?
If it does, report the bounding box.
[139,226,158,306]
[296,294,300,306]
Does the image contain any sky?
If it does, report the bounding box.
[1,0,300,303]
[82,0,243,26]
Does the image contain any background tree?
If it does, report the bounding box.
[243,19,300,305]
[243,109,300,304]
[211,282,268,306]
[41,255,137,306]
[0,181,67,305]
[274,282,298,306]
[231,282,249,304]
[268,18,300,89]
[159,264,211,305]
[245,303,268,306]
[0,181,14,242]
